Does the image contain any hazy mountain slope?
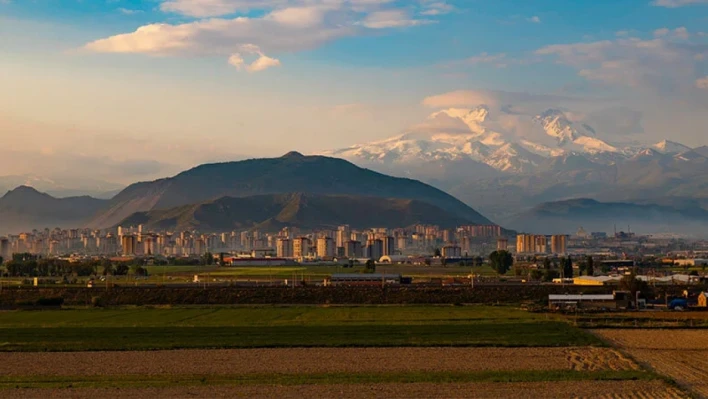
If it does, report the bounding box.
[505,198,708,236]
[448,149,708,221]
[119,193,476,231]
[90,152,492,229]
[0,186,107,234]
[0,175,123,199]
[324,105,708,222]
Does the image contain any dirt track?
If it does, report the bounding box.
[1,381,686,399]
[0,347,638,377]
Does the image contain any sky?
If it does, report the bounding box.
[0,0,707,186]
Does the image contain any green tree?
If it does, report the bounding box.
[543,258,551,270]
[131,265,148,277]
[543,269,560,282]
[563,257,573,279]
[620,271,649,298]
[365,259,376,273]
[489,250,513,275]
[115,263,129,276]
[585,256,594,276]
[101,259,114,276]
[530,269,544,280]
[434,248,442,258]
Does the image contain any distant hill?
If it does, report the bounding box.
[118,193,478,232]
[89,152,492,228]
[0,186,107,234]
[505,198,708,236]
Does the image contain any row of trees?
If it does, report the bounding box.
[488,251,600,280]
[1,253,154,278]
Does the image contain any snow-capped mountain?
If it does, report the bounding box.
[326,105,687,176]
[653,140,691,154]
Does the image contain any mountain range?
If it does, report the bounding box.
[0,153,492,235]
[0,186,107,234]
[506,198,708,236]
[325,105,708,231]
[0,175,122,199]
[119,193,476,232]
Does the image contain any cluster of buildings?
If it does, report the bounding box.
[515,234,569,255]
[5,222,708,265]
[0,224,505,261]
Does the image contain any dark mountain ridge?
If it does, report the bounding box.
[90,152,492,228]
[118,192,477,232]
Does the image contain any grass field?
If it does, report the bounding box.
[1,264,500,288]
[0,306,603,351]
[139,264,499,282]
[573,311,708,328]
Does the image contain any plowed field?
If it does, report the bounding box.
[0,347,639,377]
[595,329,708,398]
[0,381,686,399]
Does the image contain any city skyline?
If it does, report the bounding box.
[1,0,707,184]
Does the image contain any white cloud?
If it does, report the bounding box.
[228,45,281,72]
[420,1,454,16]
[421,89,575,108]
[536,32,707,92]
[449,52,508,68]
[84,0,439,67]
[527,16,541,23]
[673,26,690,39]
[697,76,708,89]
[158,0,401,18]
[361,10,432,29]
[267,6,327,28]
[159,0,272,17]
[653,28,669,37]
[84,15,353,56]
[651,0,708,7]
[118,8,143,15]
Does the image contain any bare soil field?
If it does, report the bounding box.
[0,347,639,377]
[595,329,708,398]
[0,381,686,399]
[595,330,708,350]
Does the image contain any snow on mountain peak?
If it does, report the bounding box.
[533,109,580,145]
[324,104,692,176]
[430,105,490,125]
[653,140,691,154]
[532,109,617,153]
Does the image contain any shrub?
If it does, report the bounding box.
[35,297,64,307]
[91,296,105,307]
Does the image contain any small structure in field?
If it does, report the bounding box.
[548,294,615,310]
[326,273,403,286]
[698,292,708,308]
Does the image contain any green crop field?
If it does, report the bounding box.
[0,306,603,352]
[144,264,498,280]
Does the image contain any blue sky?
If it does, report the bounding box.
[1,0,707,183]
